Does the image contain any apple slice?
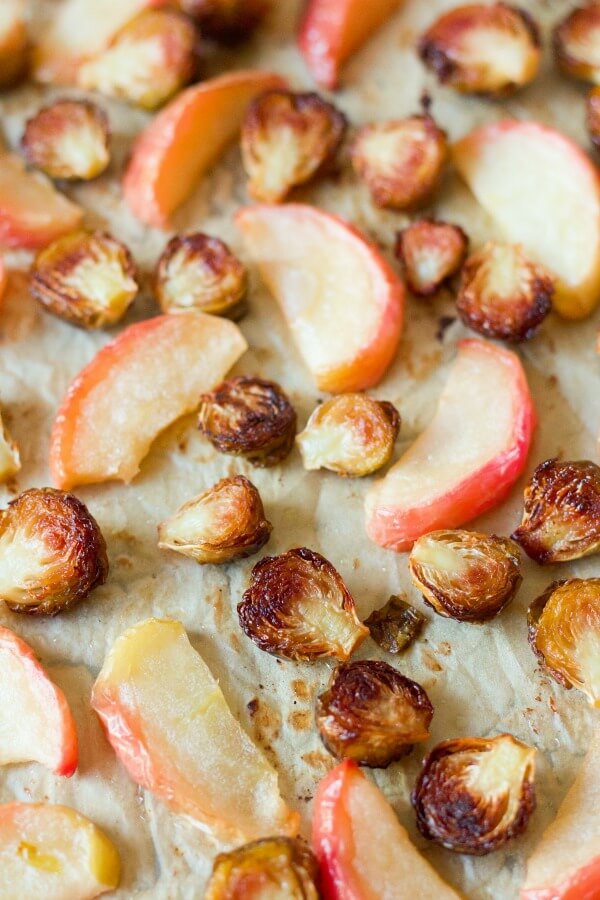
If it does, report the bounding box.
[123,70,286,228]
[91,618,299,843]
[0,627,77,776]
[521,724,600,899]
[298,0,401,89]
[453,120,600,320]
[236,204,404,393]
[0,802,120,899]
[313,760,460,900]
[49,312,247,489]
[0,154,83,250]
[366,338,535,551]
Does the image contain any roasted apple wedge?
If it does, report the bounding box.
[123,70,286,228]
[0,625,77,776]
[0,802,120,898]
[522,723,600,899]
[453,120,600,319]
[236,204,404,393]
[0,154,83,250]
[91,618,299,842]
[312,760,460,899]
[49,312,247,489]
[366,339,535,551]
[298,0,401,89]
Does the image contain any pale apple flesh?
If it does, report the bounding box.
[312,760,460,900]
[0,802,120,900]
[91,618,299,843]
[236,204,404,393]
[0,626,77,776]
[522,724,600,899]
[366,338,535,551]
[49,312,247,489]
[453,120,600,319]
[298,0,401,89]
[123,70,286,228]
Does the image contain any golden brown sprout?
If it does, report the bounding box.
[155,233,247,319]
[409,530,522,622]
[412,734,536,855]
[205,837,319,900]
[241,90,347,203]
[351,116,448,211]
[158,475,272,564]
[554,3,600,84]
[587,86,600,152]
[365,594,426,654]
[21,101,110,182]
[0,488,108,616]
[296,393,400,477]
[316,660,433,767]
[238,547,369,661]
[198,376,297,467]
[0,1,28,89]
[528,578,600,706]
[456,241,554,342]
[395,219,469,296]
[30,230,138,330]
[512,459,600,564]
[0,410,20,483]
[177,0,269,41]
[78,10,198,111]
[418,4,541,97]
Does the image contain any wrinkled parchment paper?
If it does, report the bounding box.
[1,1,599,897]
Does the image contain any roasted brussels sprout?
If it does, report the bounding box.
[412,734,536,855]
[155,233,247,319]
[177,0,269,41]
[0,1,28,89]
[512,459,600,564]
[409,530,522,622]
[30,230,138,330]
[587,86,600,153]
[296,393,400,477]
[351,115,447,210]
[418,4,541,97]
[365,594,426,654]
[238,547,369,661]
[205,837,319,900]
[316,660,433,767]
[456,242,553,342]
[158,475,272,564]
[78,10,198,110]
[198,376,297,467]
[0,488,108,616]
[21,100,110,182]
[395,219,469,297]
[241,90,347,203]
[0,411,20,483]
[554,3,600,84]
[528,578,600,706]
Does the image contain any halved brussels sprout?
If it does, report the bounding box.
[238,547,369,661]
[241,90,347,202]
[513,459,600,564]
[198,376,297,467]
[158,475,272,564]
[365,594,426,654]
[554,3,600,84]
[0,488,108,616]
[21,100,110,182]
[409,530,522,622]
[316,659,433,767]
[155,233,247,319]
[30,230,138,329]
[528,578,600,706]
[412,734,536,855]
[0,1,28,89]
[177,0,269,41]
[0,411,20,483]
[395,219,469,297]
[296,393,400,477]
[205,837,319,900]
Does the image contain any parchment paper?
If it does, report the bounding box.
[1,1,599,897]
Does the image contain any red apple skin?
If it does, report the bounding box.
[0,625,77,777]
[366,339,536,551]
[312,760,364,900]
[123,70,286,228]
[521,858,600,900]
[298,0,401,89]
